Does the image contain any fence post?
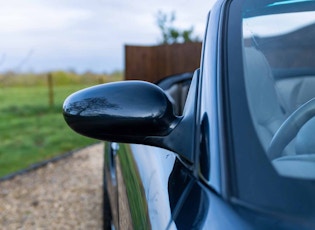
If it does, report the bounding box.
[48,72,54,109]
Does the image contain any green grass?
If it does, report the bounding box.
[0,85,95,177]
[0,71,123,177]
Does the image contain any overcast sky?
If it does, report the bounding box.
[0,0,215,74]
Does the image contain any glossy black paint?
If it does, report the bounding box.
[63,80,192,162]
[63,81,178,138]
[103,142,119,228]
[63,71,200,163]
[62,0,315,229]
[198,0,226,194]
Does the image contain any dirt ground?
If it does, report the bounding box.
[0,143,104,230]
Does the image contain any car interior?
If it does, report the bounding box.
[243,39,315,179]
[157,72,193,116]
[239,0,315,180]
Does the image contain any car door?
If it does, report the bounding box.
[103,72,200,229]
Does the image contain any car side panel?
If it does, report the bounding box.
[107,143,195,229]
[103,142,119,228]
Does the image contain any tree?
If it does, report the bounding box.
[156,11,200,44]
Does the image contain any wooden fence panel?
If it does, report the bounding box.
[125,42,202,83]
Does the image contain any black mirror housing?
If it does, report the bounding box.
[63,81,181,142]
[63,69,199,163]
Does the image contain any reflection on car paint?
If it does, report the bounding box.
[129,144,176,229]
[117,144,150,228]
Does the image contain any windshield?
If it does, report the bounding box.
[241,0,315,179]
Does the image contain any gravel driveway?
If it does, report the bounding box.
[0,143,104,230]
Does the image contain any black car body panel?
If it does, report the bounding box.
[63,0,315,229]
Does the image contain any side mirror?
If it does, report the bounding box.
[63,81,180,142]
[63,70,199,163]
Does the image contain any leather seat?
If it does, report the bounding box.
[243,48,289,156]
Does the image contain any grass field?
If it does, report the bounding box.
[0,71,122,177]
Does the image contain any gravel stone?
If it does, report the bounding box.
[0,143,104,230]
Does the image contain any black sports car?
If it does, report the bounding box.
[63,0,315,229]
